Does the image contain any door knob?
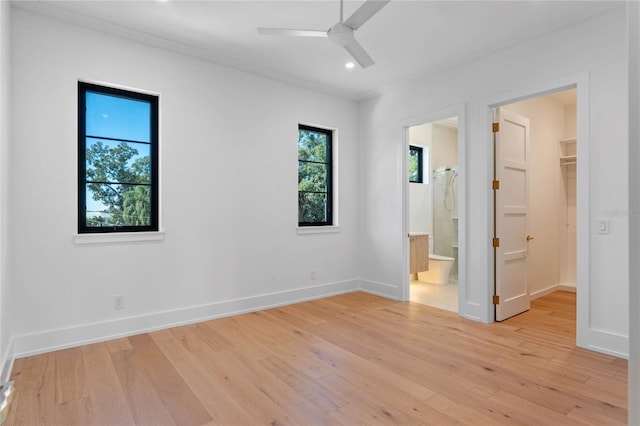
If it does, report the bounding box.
[526,235,535,241]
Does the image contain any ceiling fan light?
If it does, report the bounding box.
[345,62,355,69]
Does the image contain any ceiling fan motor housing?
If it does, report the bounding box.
[328,23,355,47]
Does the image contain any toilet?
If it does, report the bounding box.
[417,236,455,284]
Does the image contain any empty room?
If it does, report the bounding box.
[0,0,638,424]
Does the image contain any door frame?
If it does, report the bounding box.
[400,104,466,315]
[485,72,589,347]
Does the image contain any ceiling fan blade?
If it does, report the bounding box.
[344,0,390,30]
[257,28,328,37]
[343,38,375,68]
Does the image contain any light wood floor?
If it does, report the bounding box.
[6,291,627,425]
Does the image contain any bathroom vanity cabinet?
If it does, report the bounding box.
[409,234,429,273]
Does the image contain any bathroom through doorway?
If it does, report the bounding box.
[407,117,460,312]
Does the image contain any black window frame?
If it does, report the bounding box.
[409,145,424,183]
[78,82,159,234]
[298,124,333,227]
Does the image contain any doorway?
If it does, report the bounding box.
[407,117,460,312]
[493,88,577,322]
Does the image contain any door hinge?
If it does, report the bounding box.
[492,180,500,190]
[492,237,500,247]
[493,122,500,132]
[493,295,500,305]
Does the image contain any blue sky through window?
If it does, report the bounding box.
[85,91,151,214]
[86,92,150,142]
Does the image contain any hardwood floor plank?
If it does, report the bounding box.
[105,337,134,353]
[6,353,56,425]
[487,389,587,425]
[53,396,95,426]
[188,322,235,352]
[227,352,341,425]
[54,347,87,404]
[81,342,135,426]
[128,333,212,426]
[160,325,297,425]
[204,348,301,425]
[421,393,519,426]
[319,373,418,425]
[567,402,628,425]
[256,355,348,413]
[110,349,177,425]
[6,291,628,425]
[150,328,256,426]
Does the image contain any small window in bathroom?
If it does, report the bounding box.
[409,145,424,183]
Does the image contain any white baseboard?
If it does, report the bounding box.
[359,279,399,300]
[582,328,629,359]
[8,277,628,370]
[530,284,561,299]
[557,282,577,292]
[530,282,577,299]
[12,279,360,359]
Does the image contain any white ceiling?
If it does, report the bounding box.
[14,0,623,100]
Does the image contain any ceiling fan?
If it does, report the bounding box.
[257,0,391,69]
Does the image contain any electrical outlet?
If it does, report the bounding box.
[310,270,317,280]
[113,295,124,310]
[597,219,609,234]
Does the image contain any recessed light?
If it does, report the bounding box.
[345,62,355,69]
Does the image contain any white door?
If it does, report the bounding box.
[494,108,531,321]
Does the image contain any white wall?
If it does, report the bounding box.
[0,0,12,380]
[359,8,628,356]
[431,124,458,171]
[565,104,577,139]
[408,124,431,234]
[10,9,360,356]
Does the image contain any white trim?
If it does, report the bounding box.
[485,71,594,349]
[557,283,577,292]
[530,283,578,299]
[530,284,561,300]
[78,78,161,98]
[73,231,165,245]
[358,279,399,300]
[585,328,629,359]
[296,226,341,235]
[12,279,359,358]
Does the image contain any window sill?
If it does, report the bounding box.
[297,226,341,235]
[73,231,165,246]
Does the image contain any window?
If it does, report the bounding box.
[78,82,159,233]
[409,145,423,183]
[298,125,333,226]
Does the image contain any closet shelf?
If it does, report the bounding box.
[559,138,577,166]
